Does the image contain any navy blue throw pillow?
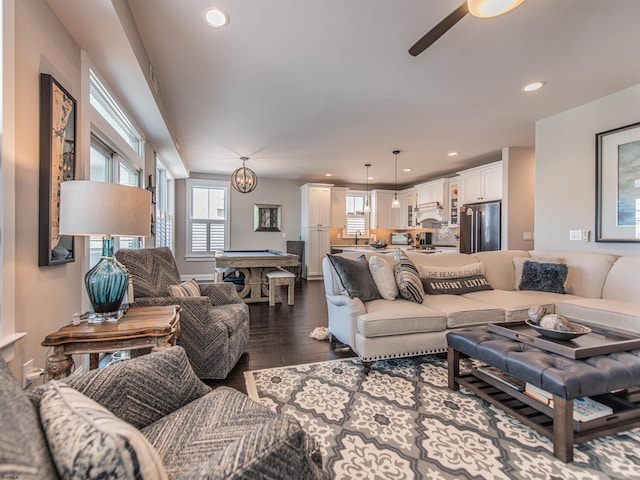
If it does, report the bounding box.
[519,261,568,294]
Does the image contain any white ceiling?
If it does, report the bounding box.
[53,0,640,188]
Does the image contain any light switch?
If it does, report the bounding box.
[569,230,582,241]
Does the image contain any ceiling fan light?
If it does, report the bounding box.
[467,0,526,19]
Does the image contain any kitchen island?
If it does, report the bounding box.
[330,245,459,254]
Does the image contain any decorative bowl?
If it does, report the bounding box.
[525,319,592,341]
[370,242,387,249]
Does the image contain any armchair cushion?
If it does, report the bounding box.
[40,381,167,480]
[167,278,201,297]
[116,247,181,298]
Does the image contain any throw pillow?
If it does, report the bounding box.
[519,261,568,294]
[369,255,398,300]
[513,256,565,290]
[393,249,424,303]
[418,261,485,279]
[326,254,382,302]
[167,278,201,297]
[422,274,493,295]
[40,381,168,480]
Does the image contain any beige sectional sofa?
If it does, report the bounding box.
[322,249,640,371]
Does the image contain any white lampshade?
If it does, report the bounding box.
[467,0,526,18]
[59,181,151,237]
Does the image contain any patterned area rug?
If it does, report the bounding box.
[244,355,640,479]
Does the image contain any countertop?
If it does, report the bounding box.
[330,245,459,254]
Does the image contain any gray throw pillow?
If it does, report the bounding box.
[519,261,568,294]
[327,254,382,302]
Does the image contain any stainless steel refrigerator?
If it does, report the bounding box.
[459,200,501,254]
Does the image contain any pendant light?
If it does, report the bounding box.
[467,0,526,19]
[231,157,258,193]
[391,150,400,208]
[364,163,371,213]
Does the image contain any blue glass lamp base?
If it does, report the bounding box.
[85,238,128,320]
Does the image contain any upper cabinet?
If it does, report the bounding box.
[446,178,460,226]
[330,187,348,228]
[301,183,332,227]
[370,190,394,229]
[457,161,502,204]
[415,179,445,207]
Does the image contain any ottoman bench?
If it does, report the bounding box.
[446,326,640,462]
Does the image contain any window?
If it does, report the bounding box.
[155,159,174,250]
[346,192,369,236]
[186,179,228,257]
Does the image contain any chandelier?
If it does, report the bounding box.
[231,157,258,193]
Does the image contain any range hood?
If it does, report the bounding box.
[414,202,443,222]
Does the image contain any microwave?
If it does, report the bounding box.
[391,233,411,245]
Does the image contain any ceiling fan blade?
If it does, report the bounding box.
[409,2,469,57]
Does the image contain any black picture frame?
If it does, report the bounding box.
[595,121,640,243]
[38,74,77,266]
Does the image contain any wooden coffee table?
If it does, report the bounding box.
[42,305,180,379]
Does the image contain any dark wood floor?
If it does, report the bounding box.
[206,279,356,393]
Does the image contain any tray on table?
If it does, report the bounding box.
[487,321,640,359]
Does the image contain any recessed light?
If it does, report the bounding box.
[523,81,545,92]
[368,176,374,180]
[325,173,332,177]
[203,8,229,28]
[403,168,412,172]
[448,152,459,157]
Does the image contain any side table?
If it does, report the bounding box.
[42,305,180,379]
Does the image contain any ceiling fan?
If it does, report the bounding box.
[409,0,526,57]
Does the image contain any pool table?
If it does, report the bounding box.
[212,250,299,303]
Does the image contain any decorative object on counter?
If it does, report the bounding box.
[391,150,400,208]
[231,156,257,193]
[39,73,77,266]
[527,305,547,323]
[369,240,387,249]
[59,181,151,320]
[363,163,371,212]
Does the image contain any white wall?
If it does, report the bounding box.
[535,84,640,255]
[174,174,303,277]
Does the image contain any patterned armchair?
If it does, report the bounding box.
[115,247,249,379]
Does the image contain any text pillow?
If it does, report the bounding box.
[327,254,382,302]
[419,261,485,279]
[167,278,201,297]
[519,261,568,294]
[422,275,493,295]
[394,249,424,303]
[369,255,398,300]
[40,381,167,480]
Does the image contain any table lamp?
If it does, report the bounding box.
[59,181,151,321]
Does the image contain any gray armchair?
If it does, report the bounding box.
[5,347,325,479]
[115,247,249,379]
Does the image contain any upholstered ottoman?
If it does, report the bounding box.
[446,326,640,462]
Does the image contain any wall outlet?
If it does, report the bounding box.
[22,359,34,389]
[569,230,582,241]
[523,232,533,241]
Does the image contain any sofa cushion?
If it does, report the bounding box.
[423,295,505,328]
[556,298,640,334]
[394,249,424,303]
[167,278,201,297]
[327,254,382,302]
[472,250,529,291]
[357,299,446,337]
[601,256,640,303]
[40,381,167,480]
[462,290,558,322]
[519,261,569,294]
[0,357,58,480]
[369,255,398,300]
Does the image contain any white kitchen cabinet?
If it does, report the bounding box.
[301,183,332,227]
[447,178,461,226]
[415,179,445,207]
[301,227,330,279]
[458,161,502,204]
[330,187,348,228]
[370,190,394,229]
[405,189,417,228]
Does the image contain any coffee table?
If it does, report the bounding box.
[447,324,640,462]
[42,305,180,379]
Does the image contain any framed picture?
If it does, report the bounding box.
[38,74,77,265]
[254,204,282,232]
[595,122,640,243]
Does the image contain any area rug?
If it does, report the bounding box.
[244,355,640,479]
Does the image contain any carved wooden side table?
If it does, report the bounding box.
[42,305,180,379]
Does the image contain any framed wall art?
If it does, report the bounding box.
[595,121,640,243]
[254,204,282,232]
[38,73,77,265]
